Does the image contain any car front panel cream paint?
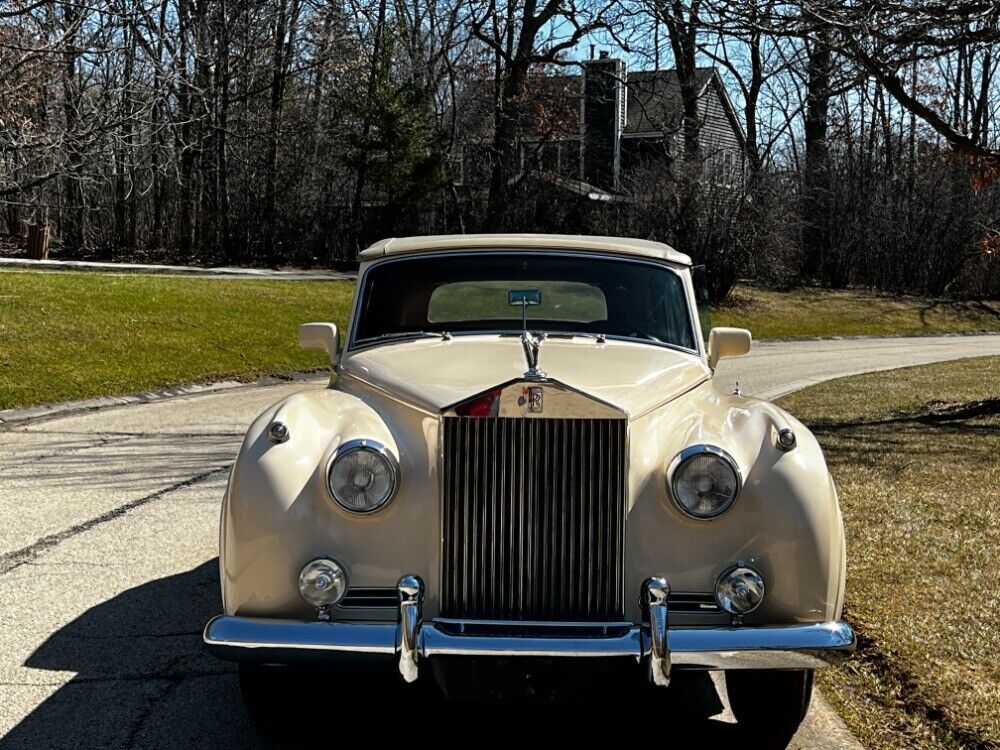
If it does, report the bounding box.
[220,237,845,629]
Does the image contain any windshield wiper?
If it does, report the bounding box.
[545,332,608,343]
[362,331,445,344]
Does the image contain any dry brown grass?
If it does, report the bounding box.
[715,286,1000,340]
[779,356,1000,750]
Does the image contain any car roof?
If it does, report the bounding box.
[359,233,692,266]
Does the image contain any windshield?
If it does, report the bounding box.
[352,253,697,351]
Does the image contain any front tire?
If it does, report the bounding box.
[725,669,814,748]
[239,661,429,741]
[239,663,322,743]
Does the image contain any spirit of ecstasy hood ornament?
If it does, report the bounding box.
[521,331,547,381]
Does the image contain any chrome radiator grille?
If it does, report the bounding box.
[441,416,627,622]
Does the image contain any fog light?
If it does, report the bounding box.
[715,565,765,615]
[298,558,347,610]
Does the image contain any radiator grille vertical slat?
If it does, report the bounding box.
[442,416,626,622]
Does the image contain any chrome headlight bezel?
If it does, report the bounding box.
[326,438,399,514]
[667,444,742,520]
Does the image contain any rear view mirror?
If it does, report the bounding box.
[508,289,542,329]
[298,322,340,366]
[508,289,542,307]
[707,327,751,369]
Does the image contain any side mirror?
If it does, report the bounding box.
[707,327,751,369]
[298,322,340,366]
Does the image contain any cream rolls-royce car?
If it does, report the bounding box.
[204,234,854,742]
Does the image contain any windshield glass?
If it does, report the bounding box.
[353,253,697,351]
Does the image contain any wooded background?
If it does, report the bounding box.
[2,0,999,300]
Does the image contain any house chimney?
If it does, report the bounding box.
[582,55,626,191]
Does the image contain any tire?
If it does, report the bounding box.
[725,669,814,748]
[239,662,429,742]
[238,663,323,744]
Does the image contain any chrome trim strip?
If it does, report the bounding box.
[421,626,643,658]
[204,617,856,669]
[433,617,634,629]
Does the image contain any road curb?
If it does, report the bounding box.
[755,329,1000,343]
[7,332,999,428]
[0,371,329,429]
[0,256,356,280]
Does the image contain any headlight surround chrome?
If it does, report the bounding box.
[298,557,348,609]
[667,444,742,519]
[327,439,399,514]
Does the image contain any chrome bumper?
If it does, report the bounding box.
[204,576,855,687]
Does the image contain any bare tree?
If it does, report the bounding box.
[467,0,621,226]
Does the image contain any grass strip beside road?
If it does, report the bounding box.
[0,270,353,410]
[778,356,1000,750]
[1,269,998,411]
[716,285,1000,339]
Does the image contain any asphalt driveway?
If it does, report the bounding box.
[2,333,998,747]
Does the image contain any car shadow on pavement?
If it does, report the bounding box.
[6,560,745,748]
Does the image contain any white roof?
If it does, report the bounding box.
[359,233,691,266]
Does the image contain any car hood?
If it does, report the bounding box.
[339,335,709,418]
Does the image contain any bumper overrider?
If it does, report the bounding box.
[203,576,855,687]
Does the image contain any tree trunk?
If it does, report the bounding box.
[801,25,832,282]
[262,0,301,266]
[216,0,233,262]
[60,2,84,254]
[176,0,195,258]
[486,60,530,229]
[350,0,388,256]
[659,0,704,255]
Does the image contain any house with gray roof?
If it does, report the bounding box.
[455,53,747,200]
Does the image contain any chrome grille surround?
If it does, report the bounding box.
[440,415,627,622]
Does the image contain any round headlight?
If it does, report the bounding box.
[668,445,741,519]
[298,557,348,608]
[716,565,765,614]
[327,439,398,513]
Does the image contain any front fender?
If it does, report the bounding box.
[220,388,434,618]
[626,382,846,623]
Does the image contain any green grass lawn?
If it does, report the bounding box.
[1,270,997,412]
[715,285,1000,339]
[778,356,1000,750]
[0,271,354,410]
